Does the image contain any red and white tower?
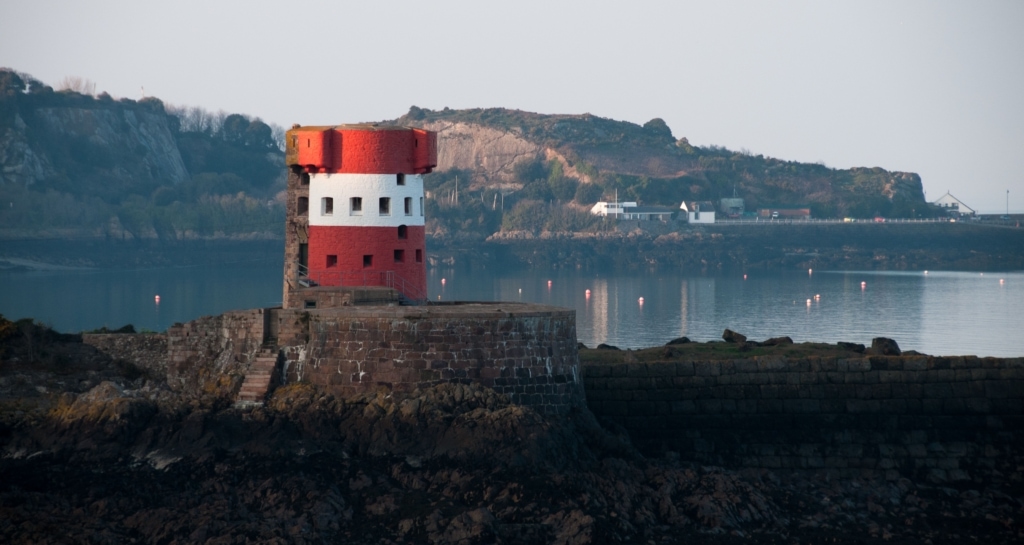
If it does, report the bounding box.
[283,125,437,308]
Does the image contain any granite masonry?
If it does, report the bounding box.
[89,321,1022,479]
[162,303,584,415]
[583,354,1024,481]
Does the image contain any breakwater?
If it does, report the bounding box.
[83,322,1023,482]
[583,351,1024,482]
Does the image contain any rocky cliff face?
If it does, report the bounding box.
[0,113,49,186]
[0,95,188,191]
[32,105,189,184]
[419,120,543,187]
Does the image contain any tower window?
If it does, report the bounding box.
[300,172,310,186]
[394,249,404,263]
[397,225,408,239]
[297,196,308,215]
[379,197,391,215]
[350,197,362,215]
[397,173,406,186]
[326,255,337,268]
[404,197,412,215]
[415,249,422,263]
[363,255,373,268]
[420,197,424,216]
[322,197,333,216]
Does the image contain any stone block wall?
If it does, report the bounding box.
[283,168,310,310]
[285,303,583,415]
[166,309,269,397]
[584,355,1024,481]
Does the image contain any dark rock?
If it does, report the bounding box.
[722,329,747,344]
[577,342,588,350]
[837,341,866,353]
[762,336,793,346]
[665,337,691,345]
[596,343,620,350]
[868,337,902,356]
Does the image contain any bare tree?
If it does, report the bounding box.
[270,123,286,151]
[210,110,227,135]
[57,75,96,96]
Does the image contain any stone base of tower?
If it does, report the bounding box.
[291,285,403,309]
[168,303,585,416]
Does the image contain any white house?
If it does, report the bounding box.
[590,201,638,218]
[590,201,675,221]
[680,201,716,224]
[932,192,975,217]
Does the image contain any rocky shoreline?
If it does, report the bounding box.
[3,221,1024,272]
[1,320,1021,544]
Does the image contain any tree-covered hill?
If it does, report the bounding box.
[1,69,939,244]
[0,69,284,240]
[393,107,938,240]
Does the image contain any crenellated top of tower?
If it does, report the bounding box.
[286,125,437,175]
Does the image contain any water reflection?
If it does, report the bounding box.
[1,265,1019,357]
[426,268,1021,357]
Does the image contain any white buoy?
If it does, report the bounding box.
[518,288,522,293]
[548,280,553,286]
[441,278,446,285]
[638,297,644,304]
[806,298,812,305]
[924,270,928,275]
[808,268,813,275]
[1000,278,1005,285]
[814,294,820,300]
[861,281,866,290]
[743,274,748,280]
[154,295,160,304]
[585,289,591,297]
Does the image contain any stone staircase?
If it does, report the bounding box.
[235,348,279,405]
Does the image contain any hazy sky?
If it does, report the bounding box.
[2,1,1021,212]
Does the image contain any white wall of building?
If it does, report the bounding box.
[688,210,716,224]
[308,173,425,227]
[932,192,975,215]
[591,201,638,216]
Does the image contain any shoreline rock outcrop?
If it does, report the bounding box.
[1,320,1021,543]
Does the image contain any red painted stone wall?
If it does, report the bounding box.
[290,128,437,174]
[307,225,426,297]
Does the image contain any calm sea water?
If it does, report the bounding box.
[1,260,1022,357]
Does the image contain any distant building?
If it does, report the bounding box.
[590,201,675,221]
[932,192,975,217]
[719,198,745,218]
[757,205,811,220]
[680,201,716,224]
[591,201,637,218]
